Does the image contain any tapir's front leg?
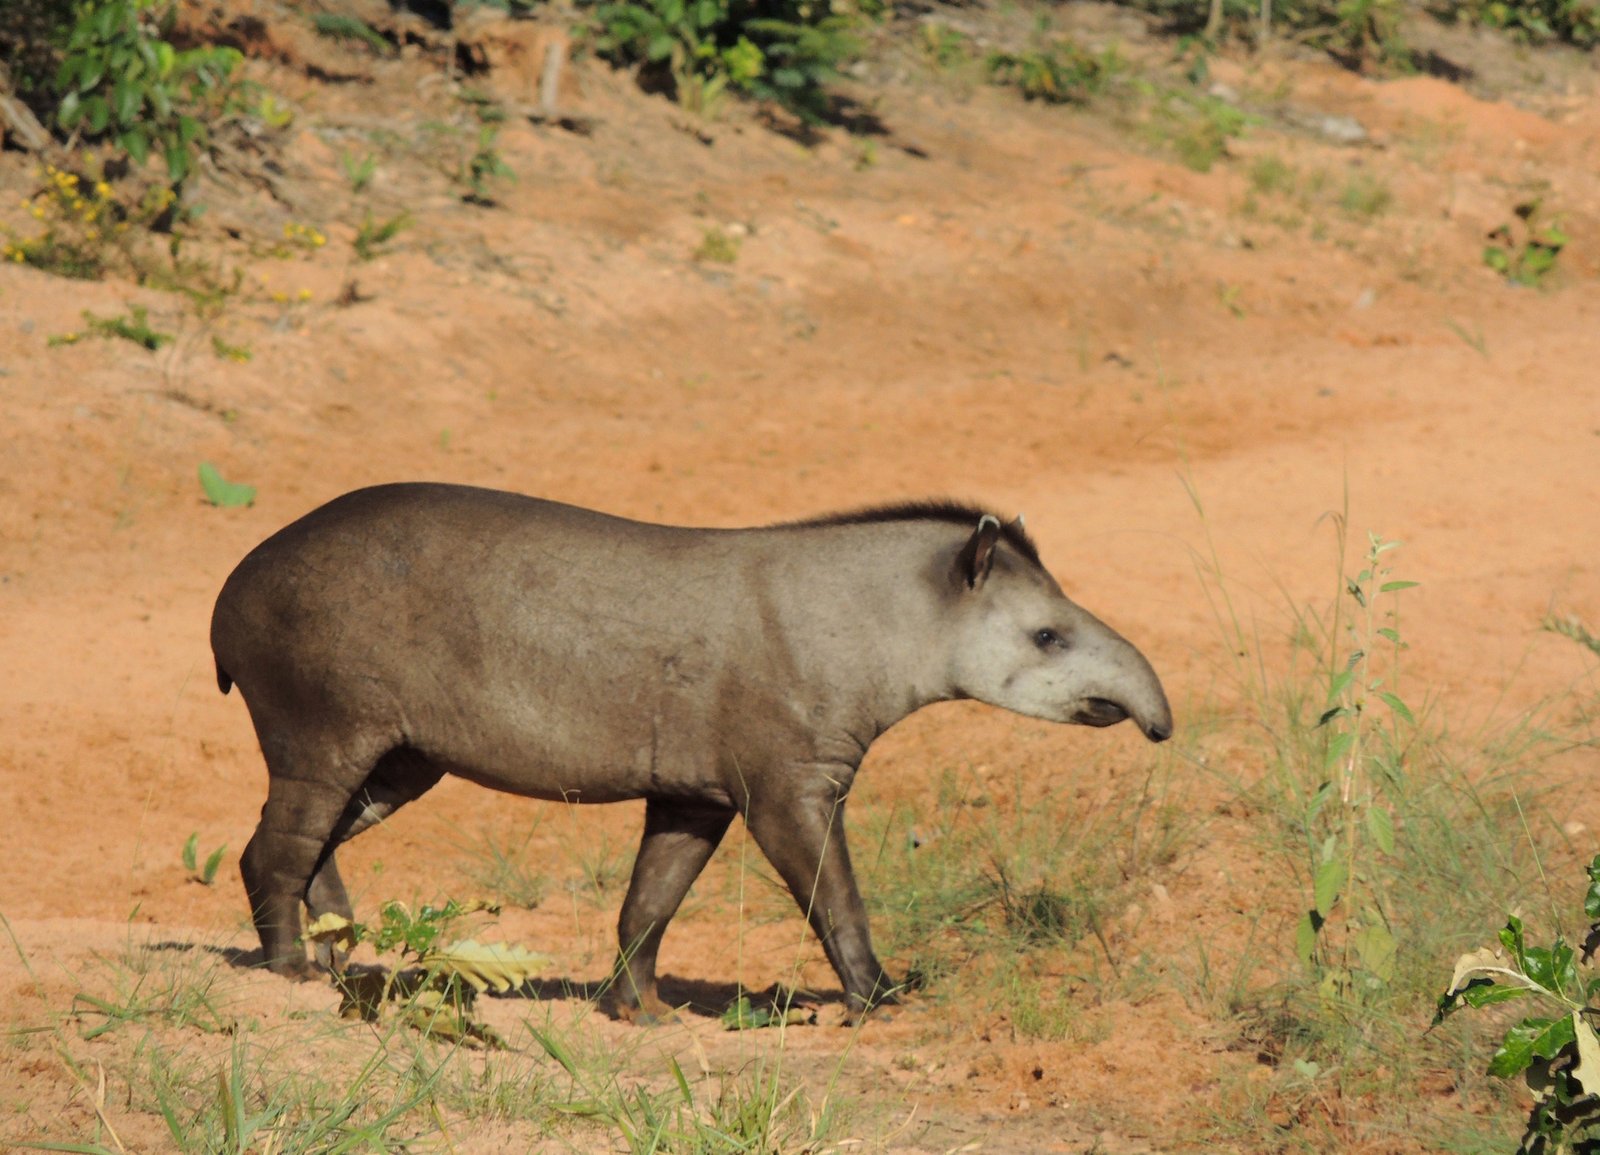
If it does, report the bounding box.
[745,775,898,1017]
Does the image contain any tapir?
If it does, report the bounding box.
[211,483,1173,1020]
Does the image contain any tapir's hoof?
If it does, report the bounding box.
[263,955,319,982]
[606,994,677,1026]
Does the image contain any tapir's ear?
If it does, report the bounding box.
[1010,513,1026,534]
[957,514,1003,590]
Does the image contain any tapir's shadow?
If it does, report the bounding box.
[148,941,840,1020]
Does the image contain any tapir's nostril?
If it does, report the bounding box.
[1146,722,1173,743]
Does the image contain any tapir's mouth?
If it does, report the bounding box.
[1072,698,1130,728]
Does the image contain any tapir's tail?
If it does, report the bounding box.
[215,659,233,695]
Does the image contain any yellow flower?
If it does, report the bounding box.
[297,288,312,301]
[94,182,112,199]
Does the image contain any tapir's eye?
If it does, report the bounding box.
[1033,628,1064,651]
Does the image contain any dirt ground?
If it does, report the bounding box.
[2,2,1600,1151]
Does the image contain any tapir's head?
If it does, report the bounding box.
[944,515,1173,742]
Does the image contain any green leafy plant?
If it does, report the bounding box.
[720,993,813,1029]
[585,0,859,124]
[461,126,514,205]
[986,37,1120,104]
[1435,855,1600,1153]
[693,226,740,263]
[1434,0,1600,45]
[1485,200,1568,287]
[210,334,251,362]
[1291,531,1418,1004]
[1159,92,1248,173]
[50,303,171,349]
[3,161,177,280]
[341,150,379,193]
[1544,614,1600,659]
[53,0,243,186]
[197,461,256,508]
[1338,171,1393,218]
[305,899,548,1046]
[919,22,973,69]
[181,832,227,886]
[354,210,412,260]
[311,13,393,55]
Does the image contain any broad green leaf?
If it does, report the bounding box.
[181,832,198,872]
[1327,669,1354,701]
[1583,854,1600,919]
[201,844,226,885]
[1488,1016,1574,1079]
[197,462,256,508]
[1500,915,1529,970]
[1379,580,1420,592]
[1295,910,1321,965]
[1324,730,1354,769]
[1352,924,1396,983]
[1365,805,1395,855]
[1376,691,1414,724]
[1314,859,1346,918]
[1521,938,1577,996]
[113,77,138,125]
[120,129,150,164]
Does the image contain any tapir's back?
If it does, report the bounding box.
[211,483,766,802]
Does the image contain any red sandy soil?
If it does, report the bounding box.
[1,4,1599,1151]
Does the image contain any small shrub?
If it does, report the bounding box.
[342,151,379,193]
[920,22,973,69]
[986,38,1120,104]
[1435,856,1600,1153]
[306,899,547,1046]
[181,832,227,885]
[585,0,859,124]
[52,0,243,187]
[50,303,171,350]
[211,334,251,362]
[1167,95,1247,172]
[693,226,740,263]
[311,13,393,55]
[1338,171,1392,218]
[354,210,412,261]
[461,126,514,205]
[1432,0,1600,46]
[1249,153,1297,196]
[1485,199,1567,287]
[3,162,177,280]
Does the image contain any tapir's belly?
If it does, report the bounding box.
[399,673,739,807]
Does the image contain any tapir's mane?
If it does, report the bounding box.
[787,500,1043,567]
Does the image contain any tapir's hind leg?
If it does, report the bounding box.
[302,748,446,970]
[609,799,734,1022]
[241,735,383,979]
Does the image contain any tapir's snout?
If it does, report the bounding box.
[1072,628,1174,744]
[1072,696,1173,742]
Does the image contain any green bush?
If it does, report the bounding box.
[51,0,242,186]
[585,0,859,123]
[986,38,1121,104]
[1432,0,1600,45]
